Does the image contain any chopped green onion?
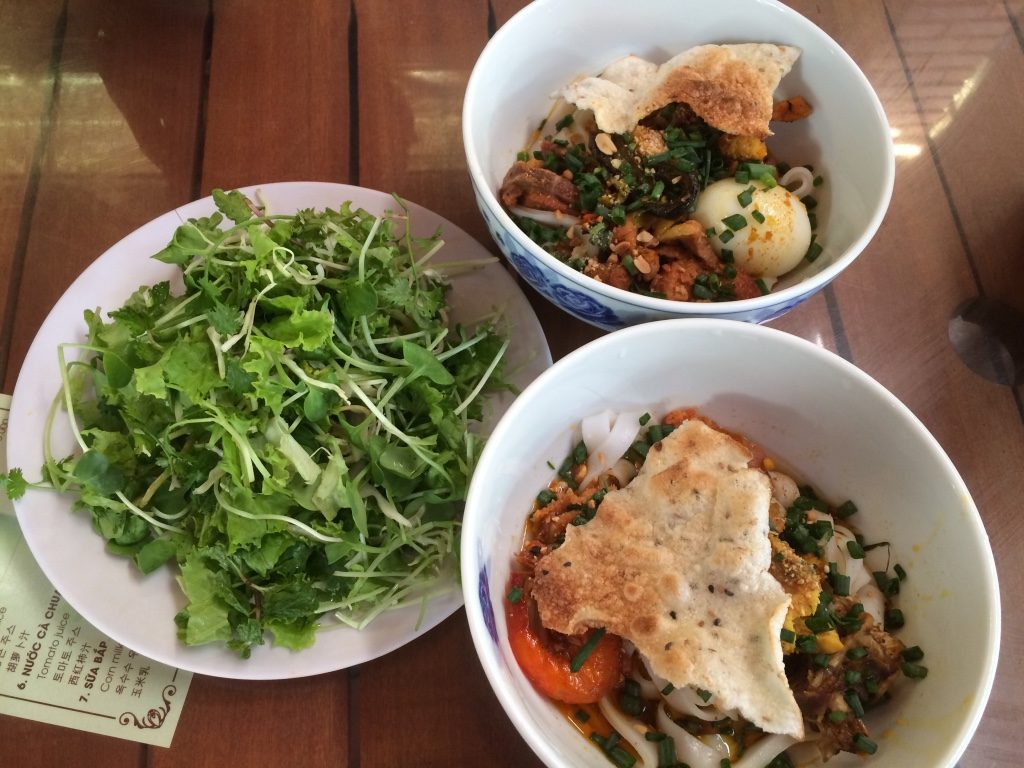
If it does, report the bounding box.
[885,608,905,630]
[693,283,714,300]
[804,239,823,263]
[796,635,817,653]
[902,645,925,662]
[516,151,529,162]
[735,169,750,184]
[619,693,643,716]
[902,661,929,680]
[751,209,765,224]
[555,113,575,131]
[721,213,747,231]
[813,653,831,667]
[574,708,590,722]
[873,571,900,597]
[759,172,777,189]
[844,690,865,718]
[740,162,776,178]
[536,489,557,508]
[639,412,651,426]
[755,278,770,295]
[831,572,851,597]
[854,735,878,755]
[570,628,607,672]
[718,229,734,244]
[836,500,858,518]
[660,683,675,696]
[847,646,868,660]
[624,679,641,697]
[737,186,755,208]
[705,226,717,238]
[808,211,818,230]
[721,760,732,768]
[696,687,713,703]
[657,736,677,768]
[813,175,824,187]
[804,614,834,634]
[507,586,523,604]
[645,731,666,741]
[894,563,908,581]
[846,540,866,559]
[828,710,848,722]
[801,195,818,210]
[720,249,734,264]
[864,675,879,694]
[845,669,862,685]
[651,180,665,199]
[608,746,636,768]
[623,254,638,276]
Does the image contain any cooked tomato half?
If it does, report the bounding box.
[504,576,622,704]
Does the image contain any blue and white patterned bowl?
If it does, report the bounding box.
[463,0,894,330]
[460,319,998,768]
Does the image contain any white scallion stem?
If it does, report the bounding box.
[453,338,509,417]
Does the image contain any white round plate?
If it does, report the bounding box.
[8,182,552,679]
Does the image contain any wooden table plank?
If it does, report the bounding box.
[0,0,66,387]
[350,4,546,764]
[3,0,208,393]
[200,0,351,193]
[879,5,1024,763]
[142,3,357,767]
[356,615,542,767]
[148,675,350,768]
[0,0,207,760]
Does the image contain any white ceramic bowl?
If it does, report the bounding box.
[463,0,894,330]
[461,320,999,768]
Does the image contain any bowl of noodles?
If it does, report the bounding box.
[461,319,999,768]
[463,0,893,330]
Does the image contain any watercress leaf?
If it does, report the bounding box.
[402,341,454,385]
[73,450,124,495]
[102,350,133,389]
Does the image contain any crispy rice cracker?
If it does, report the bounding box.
[561,44,800,138]
[532,419,803,737]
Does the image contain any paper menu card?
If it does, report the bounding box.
[0,394,192,747]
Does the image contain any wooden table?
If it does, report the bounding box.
[1,0,1020,765]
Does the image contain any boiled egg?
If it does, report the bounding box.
[692,179,813,278]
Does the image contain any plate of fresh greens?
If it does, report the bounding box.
[7,182,550,679]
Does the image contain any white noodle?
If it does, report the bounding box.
[655,703,723,768]
[780,166,815,198]
[580,410,643,488]
[732,734,800,768]
[508,205,580,228]
[856,581,886,625]
[597,696,659,767]
[581,410,614,459]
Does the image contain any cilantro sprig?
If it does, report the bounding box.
[38,190,510,657]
